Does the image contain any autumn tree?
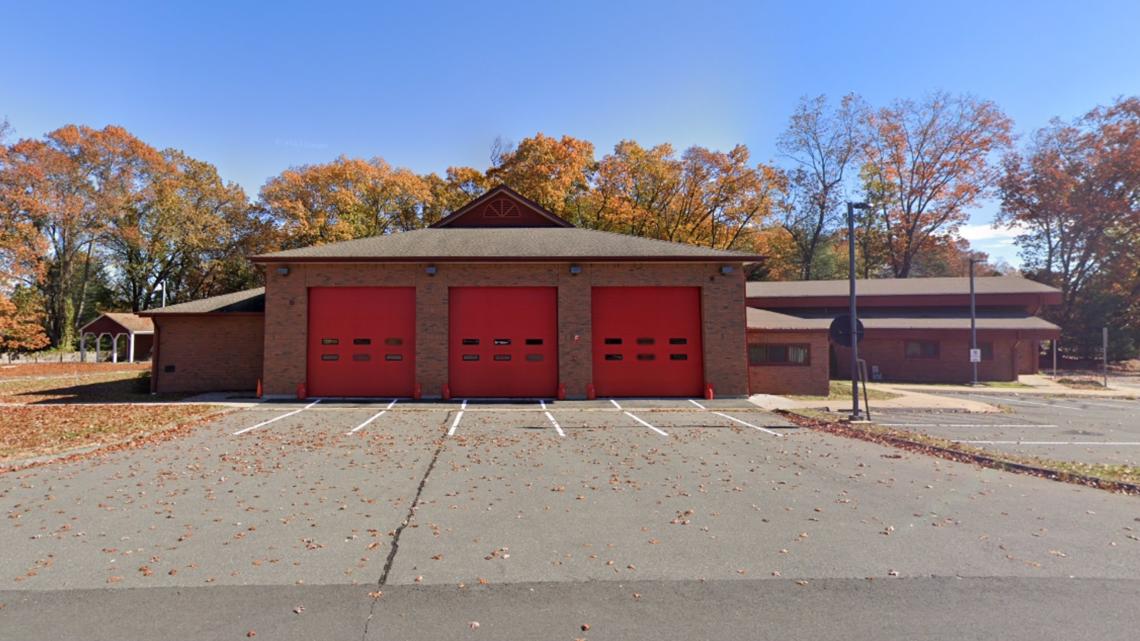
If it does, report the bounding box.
[0,290,49,354]
[421,166,489,223]
[486,133,596,217]
[586,141,785,250]
[860,94,1013,277]
[1000,97,1140,357]
[105,149,264,311]
[258,156,433,249]
[777,94,863,279]
[0,125,164,346]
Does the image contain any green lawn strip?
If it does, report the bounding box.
[782,408,1140,492]
[0,404,221,462]
[788,380,901,402]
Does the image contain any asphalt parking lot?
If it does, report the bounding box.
[2,398,1138,640]
[874,392,1140,466]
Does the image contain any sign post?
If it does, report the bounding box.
[969,348,981,364]
[1103,327,1109,389]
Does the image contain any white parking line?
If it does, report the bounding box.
[968,395,1083,411]
[346,399,399,434]
[689,399,707,410]
[624,411,668,436]
[447,411,464,436]
[233,399,321,435]
[544,411,565,437]
[879,423,1058,429]
[955,440,1140,446]
[610,399,622,410]
[711,411,782,436]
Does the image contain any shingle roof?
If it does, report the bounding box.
[140,288,265,315]
[747,276,1059,298]
[747,307,1060,333]
[252,228,759,262]
[78,312,155,334]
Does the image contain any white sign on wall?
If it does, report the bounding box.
[969,348,982,363]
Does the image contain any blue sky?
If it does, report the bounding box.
[3,1,1138,264]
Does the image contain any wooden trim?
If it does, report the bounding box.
[430,185,575,228]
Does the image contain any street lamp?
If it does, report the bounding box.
[156,282,166,308]
[847,201,869,421]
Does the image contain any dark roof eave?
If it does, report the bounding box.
[139,311,265,318]
[250,255,762,264]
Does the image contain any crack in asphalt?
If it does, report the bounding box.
[360,414,449,641]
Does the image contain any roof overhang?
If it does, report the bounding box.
[252,256,763,264]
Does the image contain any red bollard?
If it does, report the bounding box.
[557,383,566,400]
[704,383,714,400]
[586,384,596,400]
[413,383,422,400]
[296,383,307,399]
[442,384,451,401]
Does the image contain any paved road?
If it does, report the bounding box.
[874,392,1140,466]
[2,399,1138,640]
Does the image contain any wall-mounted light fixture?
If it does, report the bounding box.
[425,265,438,277]
[719,265,734,276]
[276,266,290,276]
[569,264,582,276]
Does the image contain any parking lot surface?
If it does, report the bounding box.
[2,398,1138,640]
[873,392,1140,466]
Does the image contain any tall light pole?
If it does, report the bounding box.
[156,282,166,308]
[969,258,979,386]
[847,201,869,421]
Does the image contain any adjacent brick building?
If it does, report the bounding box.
[746,277,1061,391]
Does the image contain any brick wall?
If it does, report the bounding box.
[262,262,747,398]
[832,330,1025,383]
[152,315,264,393]
[747,330,830,396]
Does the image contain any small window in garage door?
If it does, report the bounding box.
[307,287,415,397]
[591,287,703,397]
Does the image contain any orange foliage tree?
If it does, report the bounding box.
[860,94,1013,277]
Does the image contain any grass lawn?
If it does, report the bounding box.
[1057,377,1107,390]
[787,409,1140,488]
[788,380,901,401]
[0,404,217,461]
[0,361,148,379]
[982,381,1035,389]
[0,369,186,404]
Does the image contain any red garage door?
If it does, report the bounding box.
[307,287,415,397]
[449,287,558,398]
[592,287,703,397]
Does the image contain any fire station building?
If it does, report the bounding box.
[144,186,756,399]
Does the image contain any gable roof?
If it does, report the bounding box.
[139,287,266,316]
[747,276,1059,298]
[78,312,154,334]
[252,228,759,262]
[430,185,574,228]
